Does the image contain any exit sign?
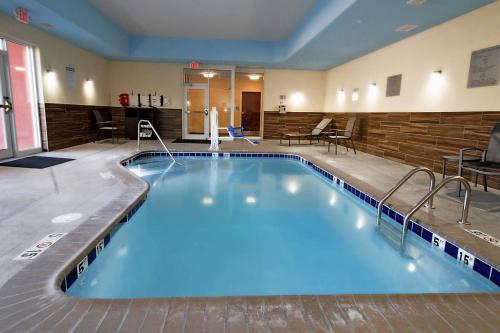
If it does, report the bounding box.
[15,7,30,24]
[190,61,200,69]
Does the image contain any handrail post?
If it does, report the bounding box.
[376,167,436,226]
[401,176,471,246]
[137,119,179,164]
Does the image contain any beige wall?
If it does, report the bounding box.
[3,0,499,116]
[0,12,110,106]
[324,1,500,113]
[109,62,184,108]
[263,69,325,112]
[109,65,323,113]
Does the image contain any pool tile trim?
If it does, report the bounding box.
[60,151,499,294]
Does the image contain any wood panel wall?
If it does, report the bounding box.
[43,104,183,151]
[264,111,500,189]
[44,103,112,151]
[110,107,182,139]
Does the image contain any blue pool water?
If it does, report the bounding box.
[67,157,498,298]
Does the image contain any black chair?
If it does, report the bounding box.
[458,123,500,195]
[93,110,119,144]
[324,116,357,155]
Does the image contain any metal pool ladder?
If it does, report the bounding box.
[376,167,472,247]
[137,119,179,164]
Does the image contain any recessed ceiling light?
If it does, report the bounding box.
[395,24,419,32]
[407,0,426,5]
[245,196,256,204]
[202,72,215,78]
[248,74,261,81]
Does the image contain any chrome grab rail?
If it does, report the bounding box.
[376,167,436,226]
[137,119,178,164]
[401,176,471,245]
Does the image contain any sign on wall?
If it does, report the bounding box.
[65,66,76,91]
[467,45,500,88]
[386,74,402,97]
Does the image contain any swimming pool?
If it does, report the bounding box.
[66,153,499,298]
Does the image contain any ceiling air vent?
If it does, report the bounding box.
[395,24,419,32]
[40,22,54,29]
[407,0,426,5]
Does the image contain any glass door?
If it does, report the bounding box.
[0,51,14,159]
[0,38,41,159]
[183,83,209,139]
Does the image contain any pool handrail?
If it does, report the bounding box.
[137,119,179,164]
[376,166,436,226]
[401,176,471,246]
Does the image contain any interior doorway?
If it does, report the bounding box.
[241,91,261,135]
[183,68,234,140]
[235,72,263,137]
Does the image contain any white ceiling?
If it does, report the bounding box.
[88,0,317,40]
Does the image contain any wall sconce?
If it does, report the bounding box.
[351,88,359,101]
[83,78,95,97]
[428,69,445,96]
[368,83,378,99]
[44,68,57,87]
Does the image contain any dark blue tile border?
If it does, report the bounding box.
[444,242,459,259]
[102,151,500,293]
[421,228,433,243]
[491,268,500,287]
[473,259,492,280]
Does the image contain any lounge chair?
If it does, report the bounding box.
[280,118,332,146]
[324,116,357,155]
[458,123,500,195]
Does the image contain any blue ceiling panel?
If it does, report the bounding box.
[0,0,495,69]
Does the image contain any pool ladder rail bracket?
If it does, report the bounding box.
[136,119,181,165]
[376,167,472,247]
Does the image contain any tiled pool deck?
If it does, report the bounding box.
[0,140,499,332]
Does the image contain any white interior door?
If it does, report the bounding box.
[183,83,209,140]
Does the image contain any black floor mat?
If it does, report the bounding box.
[172,138,219,144]
[0,156,74,169]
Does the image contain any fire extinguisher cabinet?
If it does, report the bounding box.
[124,107,157,139]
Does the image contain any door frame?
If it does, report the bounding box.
[0,51,14,159]
[183,83,209,140]
[240,90,263,138]
[0,36,43,159]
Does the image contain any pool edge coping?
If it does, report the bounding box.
[0,149,499,332]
